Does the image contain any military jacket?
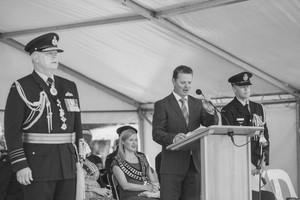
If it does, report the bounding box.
[221,97,270,167]
[4,71,83,181]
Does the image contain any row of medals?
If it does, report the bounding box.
[50,84,67,130]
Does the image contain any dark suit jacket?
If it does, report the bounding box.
[221,97,270,166]
[4,71,83,181]
[152,93,218,174]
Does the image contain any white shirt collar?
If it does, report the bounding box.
[236,96,249,106]
[173,91,188,102]
[35,70,54,84]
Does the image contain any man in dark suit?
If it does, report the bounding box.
[221,72,274,200]
[152,65,218,200]
[4,33,83,200]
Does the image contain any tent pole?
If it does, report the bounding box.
[138,108,145,153]
[296,98,300,196]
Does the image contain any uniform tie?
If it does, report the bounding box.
[244,103,250,115]
[47,77,58,96]
[47,78,54,88]
[179,98,189,125]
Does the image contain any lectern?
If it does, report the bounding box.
[167,125,264,200]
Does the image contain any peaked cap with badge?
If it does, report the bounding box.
[4,32,83,200]
[228,72,252,86]
[24,32,64,55]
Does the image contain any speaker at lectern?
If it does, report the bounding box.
[167,125,263,200]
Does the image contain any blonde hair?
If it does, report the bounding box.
[118,129,137,158]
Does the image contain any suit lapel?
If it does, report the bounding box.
[233,97,251,117]
[168,93,188,126]
[32,71,57,100]
[188,96,196,127]
[249,100,255,116]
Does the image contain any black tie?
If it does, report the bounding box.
[244,103,250,114]
[47,78,54,88]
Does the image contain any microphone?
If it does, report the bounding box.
[196,89,236,141]
[195,89,220,113]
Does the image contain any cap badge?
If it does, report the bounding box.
[52,36,58,46]
[243,73,248,81]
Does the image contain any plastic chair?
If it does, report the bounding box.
[111,174,120,200]
[266,169,298,200]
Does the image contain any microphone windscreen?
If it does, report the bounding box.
[196,89,202,95]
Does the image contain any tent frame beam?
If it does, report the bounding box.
[0,14,146,39]
[0,0,247,39]
[114,0,300,98]
[0,38,141,108]
[156,0,248,17]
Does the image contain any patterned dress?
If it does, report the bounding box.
[84,159,114,200]
[111,154,158,200]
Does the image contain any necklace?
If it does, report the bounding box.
[115,155,149,184]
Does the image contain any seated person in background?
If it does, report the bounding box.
[90,139,105,172]
[83,130,114,200]
[112,128,160,200]
[85,132,106,187]
[0,137,23,200]
[106,126,139,178]
[105,126,138,178]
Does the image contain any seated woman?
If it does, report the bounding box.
[112,128,160,200]
[82,130,114,200]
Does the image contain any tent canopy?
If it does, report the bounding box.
[1,0,300,114]
[1,0,300,194]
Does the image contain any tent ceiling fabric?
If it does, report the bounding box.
[1,0,300,111]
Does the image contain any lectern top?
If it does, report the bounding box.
[194,125,264,136]
[166,125,264,150]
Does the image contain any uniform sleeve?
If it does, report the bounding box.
[253,104,270,166]
[4,83,29,172]
[152,101,176,147]
[262,123,270,166]
[262,104,270,166]
[221,107,234,125]
[73,82,83,146]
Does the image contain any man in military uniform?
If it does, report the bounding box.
[4,33,83,200]
[221,72,274,200]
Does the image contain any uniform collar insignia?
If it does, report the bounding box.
[65,92,73,97]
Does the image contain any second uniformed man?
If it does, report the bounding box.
[221,72,274,200]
